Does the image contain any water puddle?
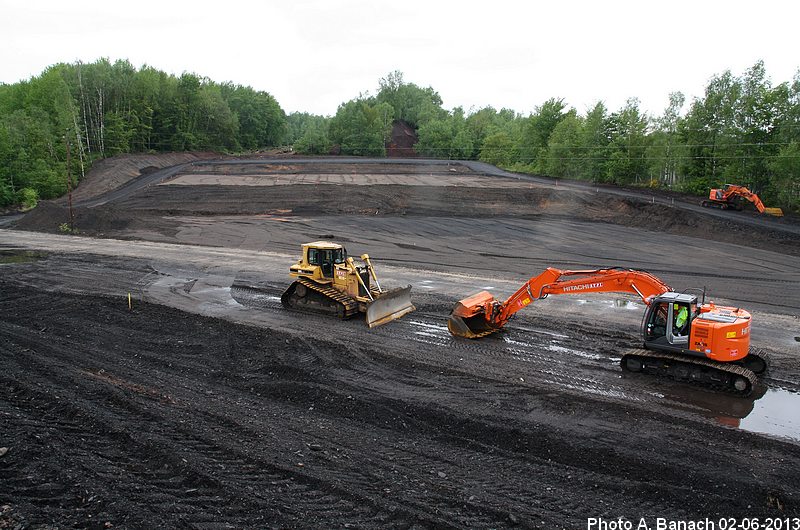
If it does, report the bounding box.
[261,294,282,303]
[408,320,449,333]
[407,320,452,346]
[505,327,569,340]
[736,388,800,442]
[662,383,800,442]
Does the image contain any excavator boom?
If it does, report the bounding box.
[449,267,672,338]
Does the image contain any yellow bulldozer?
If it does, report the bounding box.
[281,241,415,327]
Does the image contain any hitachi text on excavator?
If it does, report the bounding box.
[448,267,768,395]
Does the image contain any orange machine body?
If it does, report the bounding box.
[688,303,751,362]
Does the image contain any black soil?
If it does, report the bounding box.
[1,281,798,528]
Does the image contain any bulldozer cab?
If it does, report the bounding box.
[306,244,347,278]
[644,293,697,349]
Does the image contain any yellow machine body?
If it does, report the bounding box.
[284,241,414,327]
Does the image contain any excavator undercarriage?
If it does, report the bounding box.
[621,349,763,395]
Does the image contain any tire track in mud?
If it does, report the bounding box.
[0,295,439,527]
[1,287,595,526]
[227,286,795,442]
[230,286,693,401]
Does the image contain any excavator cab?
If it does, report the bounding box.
[643,292,698,351]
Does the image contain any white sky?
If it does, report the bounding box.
[1,0,798,118]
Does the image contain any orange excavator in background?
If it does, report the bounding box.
[448,267,769,395]
[702,184,783,216]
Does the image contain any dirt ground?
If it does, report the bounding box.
[1,155,799,528]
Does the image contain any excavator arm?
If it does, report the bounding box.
[448,267,672,338]
[722,185,766,213]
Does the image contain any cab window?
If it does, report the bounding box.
[333,248,346,264]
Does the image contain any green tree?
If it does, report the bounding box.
[223,84,286,149]
[415,107,474,159]
[580,102,612,181]
[768,141,800,210]
[286,112,328,145]
[605,98,650,184]
[294,119,331,155]
[0,59,289,206]
[376,71,445,127]
[517,98,568,171]
[545,112,583,178]
[329,98,393,156]
[479,131,514,167]
[647,92,686,186]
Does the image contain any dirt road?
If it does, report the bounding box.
[2,156,799,528]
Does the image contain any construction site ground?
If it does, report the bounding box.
[1,156,799,528]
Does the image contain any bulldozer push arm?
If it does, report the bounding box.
[449,267,672,338]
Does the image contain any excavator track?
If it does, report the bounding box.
[620,348,758,396]
[281,278,360,319]
[736,348,771,375]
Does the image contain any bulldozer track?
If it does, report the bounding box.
[289,277,360,317]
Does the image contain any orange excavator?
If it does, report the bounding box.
[702,184,783,216]
[448,267,768,394]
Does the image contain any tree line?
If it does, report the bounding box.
[288,65,800,211]
[2,60,799,212]
[0,59,286,208]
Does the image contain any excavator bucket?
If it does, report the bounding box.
[447,291,503,339]
[764,207,784,217]
[366,285,415,328]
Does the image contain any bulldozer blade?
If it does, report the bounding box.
[366,285,415,328]
[765,207,784,217]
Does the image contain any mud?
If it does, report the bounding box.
[2,156,800,527]
[2,280,799,528]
